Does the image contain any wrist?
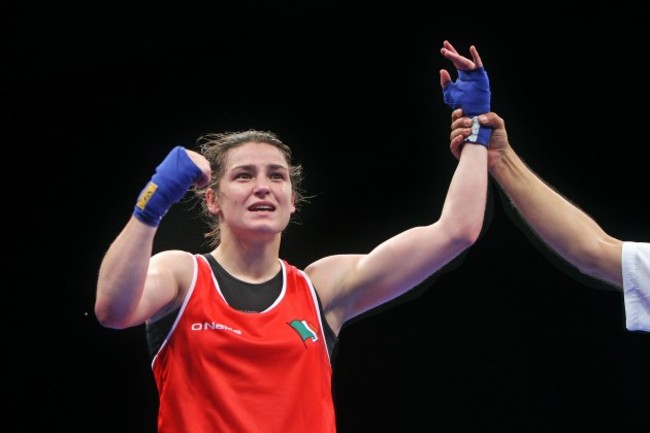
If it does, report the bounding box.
[132,146,202,227]
[488,147,518,181]
[464,116,491,147]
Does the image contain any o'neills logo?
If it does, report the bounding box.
[191,322,242,335]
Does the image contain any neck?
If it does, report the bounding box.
[212,236,281,283]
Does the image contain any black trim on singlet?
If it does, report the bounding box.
[146,310,176,360]
[203,253,281,313]
[145,255,338,361]
[317,296,338,361]
[204,254,337,358]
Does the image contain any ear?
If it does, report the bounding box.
[206,188,220,214]
[290,191,297,214]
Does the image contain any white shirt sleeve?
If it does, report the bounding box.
[622,241,650,332]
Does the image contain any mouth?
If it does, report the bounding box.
[248,203,276,212]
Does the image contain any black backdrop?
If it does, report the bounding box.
[12,2,649,432]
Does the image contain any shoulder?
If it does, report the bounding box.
[151,250,199,288]
[151,249,197,268]
[304,254,362,278]
[304,254,364,302]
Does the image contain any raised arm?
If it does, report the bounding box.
[450,110,624,289]
[307,43,489,334]
[307,135,487,334]
[95,147,211,329]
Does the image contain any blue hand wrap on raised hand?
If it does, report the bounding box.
[133,146,203,227]
[443,67,492,146]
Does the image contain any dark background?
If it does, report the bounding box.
[11,1,649,432]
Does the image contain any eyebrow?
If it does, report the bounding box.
[232,163,288,171]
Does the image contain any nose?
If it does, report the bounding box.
[253,179,271,196]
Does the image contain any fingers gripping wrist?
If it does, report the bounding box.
[133,146,203,227]
[466,116,492,147]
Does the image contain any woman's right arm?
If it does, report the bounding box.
[95,146,211,328]
[95,217,194,329]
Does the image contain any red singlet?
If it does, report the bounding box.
[151,254,336,433]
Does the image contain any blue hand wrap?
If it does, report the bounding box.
[133,146,203,227]
[442,67,492,146]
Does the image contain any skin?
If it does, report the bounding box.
[95,43,490,338]
[438,39,623,290]
[446,109,624,289]
[439,39,484,84]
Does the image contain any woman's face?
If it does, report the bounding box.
[210,141,296,240]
